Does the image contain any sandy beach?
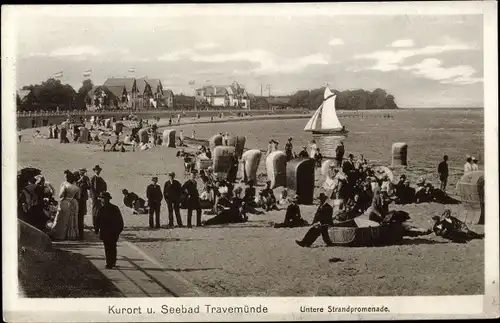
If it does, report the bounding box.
[17,112,484,297]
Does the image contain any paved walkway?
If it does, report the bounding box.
[53,230,205,297]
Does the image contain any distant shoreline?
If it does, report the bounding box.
[397,106,484,110]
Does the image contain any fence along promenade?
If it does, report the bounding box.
[16,108,312,118]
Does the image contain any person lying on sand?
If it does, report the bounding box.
[378,210,431,237]
[122,189,148,215]
[432,209,484,243]
[202,191,247,226]
[274,195,308,228]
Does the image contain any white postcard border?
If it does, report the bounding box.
[2,1,499,322]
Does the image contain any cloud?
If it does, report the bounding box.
[389,39,415,48]
[26,46,131,60]
[402,58,482,85]
[194,42,219,50]
[157,49,194,62]
[158,49,329,74]
[49,46,102,57]
[354,40,477,72]
[328,38,344,46]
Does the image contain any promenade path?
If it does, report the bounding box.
[53,229,205,297]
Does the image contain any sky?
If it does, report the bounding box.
[12,6,484,108]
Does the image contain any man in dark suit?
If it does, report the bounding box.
[146,177,163,229]
[90,165,107,231]
[335,141,345,167]
[274,195,308,228]
[437,155,449,192]
[295,193,334,247]
[95,192,124,269]
[163,172,183,228]
[76,168,91,240]
[182,171,202,228]
[298,146,309,158]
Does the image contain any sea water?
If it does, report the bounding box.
[313,134,346,159]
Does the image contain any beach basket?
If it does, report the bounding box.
[327,219,405,247]
[286,158,315,205]
[209,134,223,152]
[242,149,262,183]
[196,157,213,171]
[391,142,408,167]
[456,171,484,224]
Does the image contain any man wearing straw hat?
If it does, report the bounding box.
[95,192,124,269]
[90,165,107,230]
[295,193,334,247]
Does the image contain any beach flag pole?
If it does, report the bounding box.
[128,67,136,109]
[83,69,92,79]
[54,71,64,80]
[189,80,197,111]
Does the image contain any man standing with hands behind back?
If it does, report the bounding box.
[95,192,124,269]
[164,172,183,228]
[437,155,449,192]
[90,165,107,232]
[147,177,163,229]
[182,170,202,228]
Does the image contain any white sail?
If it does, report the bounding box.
[320,88,342,131]
[303,104,323,132]
[304,87,343,133]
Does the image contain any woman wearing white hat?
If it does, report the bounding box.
[471,157,479,171]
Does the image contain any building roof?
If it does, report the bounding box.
[195,83,248,98]
[17,90,31,100]
[103,78,136,93]
[86,85,101,98]
[203,85,228,97]
[145,79,162,93]
[135,77,147,94]
[163,89,174,97]
[105,85,126,99]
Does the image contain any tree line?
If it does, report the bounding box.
[288,87,398,110]
[17,78,399,112]
[17,78,94,111]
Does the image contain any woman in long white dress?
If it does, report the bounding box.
[47,170,80,241]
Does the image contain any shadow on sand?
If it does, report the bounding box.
[306,236,448,249]
[18,247,123,298]
[120,233,208,243]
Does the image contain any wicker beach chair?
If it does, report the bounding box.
[327,218,405,247]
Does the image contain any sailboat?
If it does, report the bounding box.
[303,87,348,135]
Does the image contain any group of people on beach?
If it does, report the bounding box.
[18,165,124,269]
